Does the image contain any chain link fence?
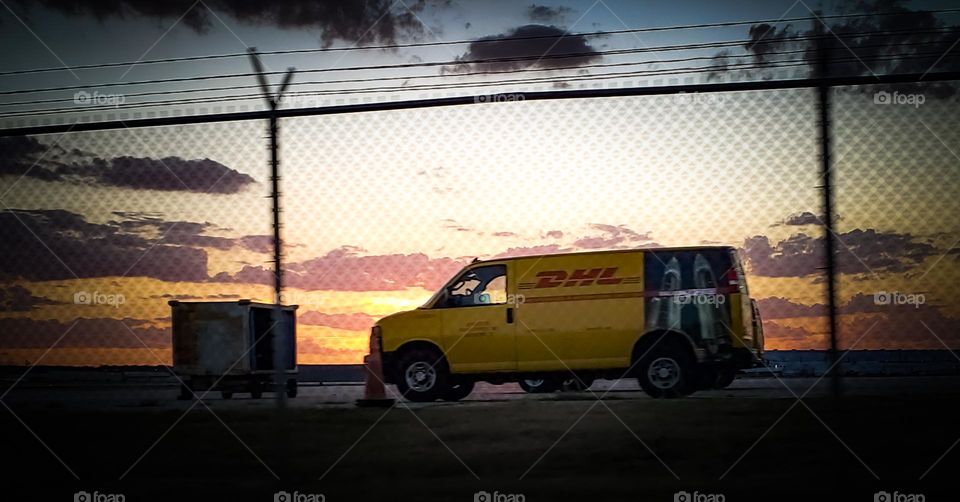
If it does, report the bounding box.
[1,80,958,369]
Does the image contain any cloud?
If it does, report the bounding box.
[299,311,378,331]
[16,0,437,46]
[0,317,169,349]
[445,24,601,72]
[0,209,273,282]
[743,229,939,278]
[544,230,564,239]
[572,223,652,249]
[0,285,59,312]
[839,303,960,350]
[491,244,568,259]
[710,0,960,96]
[213,246,467,291]
[1,137,256,194]
[526,4,574,22]
[773,211,823,227]
[756,296,827,319]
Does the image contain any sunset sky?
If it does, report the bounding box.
[1,0,959,366]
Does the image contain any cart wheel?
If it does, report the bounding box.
[286,379,298,398]
[177,384,192,400]
[221,391,233,400]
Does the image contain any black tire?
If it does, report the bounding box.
[286,379,298,398]
[442,379,474,401]
[714,369,736,389]
[636,340,696,398]
[177,384,192,400]
[519,378,560,393]
[250,384,263,399]
[221,390,233,400]
[395,347,449,402]
[562,377,594,391]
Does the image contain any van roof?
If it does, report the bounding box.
[475,245,737,264]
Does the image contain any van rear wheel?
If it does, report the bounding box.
[637,342,695,398]
[396,347,449,402]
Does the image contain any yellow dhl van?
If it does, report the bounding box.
[371,246,764,401]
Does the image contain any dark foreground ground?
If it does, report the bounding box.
[2,378,959,501]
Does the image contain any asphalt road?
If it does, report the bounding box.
[4,375,960,411]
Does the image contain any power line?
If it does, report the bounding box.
[1,27,953,97]
[4,71,960,137]
[7,51,955,119]
[1,8,958,77]
[7,40,944,110]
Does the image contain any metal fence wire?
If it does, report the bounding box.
[0,78,958,370]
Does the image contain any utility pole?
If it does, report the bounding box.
[248,48,295,408]
[813,17,842,397]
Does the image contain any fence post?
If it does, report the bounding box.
[813,16,843,397]
[248,48,296,408]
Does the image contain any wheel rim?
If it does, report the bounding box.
[405,361,437,392]
[523,379,544,388]
[647,357,681,389]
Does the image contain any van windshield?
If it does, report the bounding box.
[424,264,507,308]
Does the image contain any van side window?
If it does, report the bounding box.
[440,265,507,308]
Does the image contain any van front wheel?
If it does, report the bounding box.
[396,347,449,402]
[637,343,695,398]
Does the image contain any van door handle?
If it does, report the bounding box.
[506,307,514,324]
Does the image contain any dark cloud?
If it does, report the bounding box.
[16,0,436,47]
[212,245,466,291]
[0,285,59,312]
[711,0,960,95]
[526,4,574,22]
[299,311,378,331]
[757,292,909,320]
[146,293,241,300]
[0,317,168,349]
[773,211,824,227]
[743,229,939,277]
[0,209,273,282]
[839,302,960,350]
[756,296,827,319]
[572,223,652,249]
[491,244,568,259]
[1,137,256,194]
[445,24,601,72]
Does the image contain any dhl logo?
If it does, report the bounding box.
[521,267,642,289]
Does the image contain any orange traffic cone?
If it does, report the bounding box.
[356,353,395,407]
